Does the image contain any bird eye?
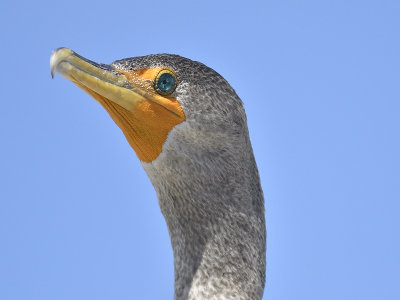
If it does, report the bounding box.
[155,69,177,96]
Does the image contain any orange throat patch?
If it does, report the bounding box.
[76,67,186,162]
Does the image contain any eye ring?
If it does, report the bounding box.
[154,68,178,96]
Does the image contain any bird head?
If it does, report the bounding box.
[50,48,248,164]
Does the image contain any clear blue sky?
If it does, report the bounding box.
[1,0,399,299]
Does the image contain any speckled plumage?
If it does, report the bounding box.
[112,55,266,300]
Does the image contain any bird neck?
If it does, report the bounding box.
[142,125,266,300]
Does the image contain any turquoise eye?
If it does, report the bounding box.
[155,69,177,95]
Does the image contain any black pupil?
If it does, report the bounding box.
[157,73,175,93]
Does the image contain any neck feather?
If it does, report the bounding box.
[142,124,266,300]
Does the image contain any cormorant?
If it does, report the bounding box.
[50,48,266,300]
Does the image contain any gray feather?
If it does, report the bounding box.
[113,55,266,300]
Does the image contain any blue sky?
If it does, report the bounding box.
[1,0,399,299]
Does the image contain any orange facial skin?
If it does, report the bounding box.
[84,67,185,162]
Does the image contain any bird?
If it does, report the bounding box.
[50,47,266,300]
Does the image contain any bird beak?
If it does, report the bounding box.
[50,47,185,162]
